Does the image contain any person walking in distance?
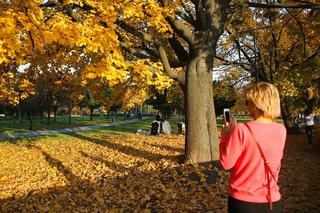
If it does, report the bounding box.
[304,109,315,144]
[220,82,286,213]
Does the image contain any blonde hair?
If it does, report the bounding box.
[246,82,281,118]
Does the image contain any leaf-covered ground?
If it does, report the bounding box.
[279,126,320,213]
[0,125,319,212]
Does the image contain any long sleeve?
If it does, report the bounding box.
[220,121,286,203]
[219,125,244,170]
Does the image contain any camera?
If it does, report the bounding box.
[223,108,230,123]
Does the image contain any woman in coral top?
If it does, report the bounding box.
[220,82,286,213]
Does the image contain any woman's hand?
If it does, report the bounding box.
[221,114,237,137]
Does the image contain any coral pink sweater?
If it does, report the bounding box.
[220,120,286,203]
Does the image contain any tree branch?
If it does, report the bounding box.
[142,44,184,68]
[40,1,57,7]
[194,0,207,30]
[231,36,253,64]
[286,8,306,59]
[168,36,189,62]
[247,1,320,9]
[277,9,303,43]
[175,10,196,28]
[64,4,83,23]
[22,0,35,51]
[178,0,196,27]
[115,20,158,44]
[166,18,194,45]
[214,55,251,71]
[141,44,160,61]
[289,46,320,71]
[157,46,185,85]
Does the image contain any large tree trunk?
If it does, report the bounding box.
[28,111,33,131]
[185,52,219,164]
[280,98,294,130]
[183,0,230,164]
[53,107,58,123]
[40,110,44,124]
[18,102,22,123]
[68,104,72,124]
[13,111,16,124]
[47,107,51,125]
[90,107,93,121]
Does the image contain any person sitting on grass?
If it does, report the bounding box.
[150,117,161,135]
[177,122,185,135]
[161,119,171,135]
[149,116,171,135]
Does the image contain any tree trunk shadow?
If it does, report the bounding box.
[26,143,84,184]
[68,133,178,162]
[0,161,222,212]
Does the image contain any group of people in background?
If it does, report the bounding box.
[150,112,185,135]
[294,110,316,144]
[150,113,171,135]
[124,111,143,120]
[136,111,185,136]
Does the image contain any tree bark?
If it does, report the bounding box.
[53,107,58,123]
[28,111,33,131]
[40,110,44,124]
[280,98,294,130]
[13,111,16,125]
[90,107,93,121]
[18,102,22,123]
[47,107,51,125]
[68,104,72,124]
[185,51,219,163]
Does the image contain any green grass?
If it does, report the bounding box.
[216,116,283,127]
[94,116,260,135]
[0,114,282,136]
[0,115,128,134]
[105,117,184,133]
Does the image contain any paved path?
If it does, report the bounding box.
[0,118,150,139]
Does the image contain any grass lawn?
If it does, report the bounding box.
[0,115,282,136]
[106,117,185,133]
[0,115,129,134]
[0,114,281,135]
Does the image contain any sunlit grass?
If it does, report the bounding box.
[0,115,282,136]
[0,115,130,134]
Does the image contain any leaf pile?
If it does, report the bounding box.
[0,132,229,212]
[0,126,319,212]
[279,126,320,213]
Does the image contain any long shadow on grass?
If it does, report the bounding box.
[68,133,177,162]
[79,150,134,173]
[26,143,82,184]
[0,134,60,144]
[147,143,184,153]
[0,132,223,211]
[0,161,222,212]
[105,119,153,133]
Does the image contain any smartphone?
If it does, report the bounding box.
[223,108,230,123]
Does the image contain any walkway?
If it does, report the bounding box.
[0,118,150,139]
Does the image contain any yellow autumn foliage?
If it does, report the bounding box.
[0,0,177,108]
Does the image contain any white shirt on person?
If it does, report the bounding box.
[161,120,171,134]
[305,114,314,126]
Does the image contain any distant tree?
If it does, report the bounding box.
[216,3,320,128]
